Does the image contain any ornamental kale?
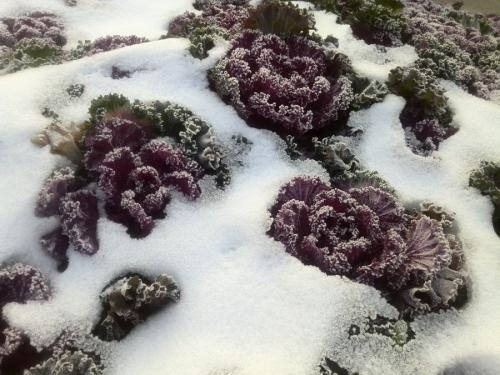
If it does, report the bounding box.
[36,167,99,270]
[70,35,148,59]
[269,176,467,317]
[0,12,66,72]
[244,0,315,39]
[311,136,360,181]
[32,121,84,164]
[469,161,500,236]
[349,315,414,346]
[167,0,250,59]
[210,29,353,135]
[309,0,407,46]
[319,357,355,375]
[35,95,229,266]
[26,351,103,375]
[404,0,500,99]
[387,66,456,156]
[0,264,51,374]
[93,273,180,341]
[0,12,66,48]
[0,263,50,307]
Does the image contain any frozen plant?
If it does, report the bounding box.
[269,176,468,317]
[93,273,180,341]
[210,29,353,135]
[24,330,105,374]
[36,167,99,270]
[469,161,500,236]
[318,357,354,375]
[0,263,51,374]
[167,0,249,58]
[348,315,414,346]
[309,0,407,46]
[244,0,315,39]
[32,121,84,164]
[66,83,85,99]
[0,12,66,48]
[387,66,456,156]
[404,0,500,99]
[70,35,148,58]
[26,351,102,375]
[0,263,50,307]
[0,12,66,73]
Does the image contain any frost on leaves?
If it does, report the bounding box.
[269,176,468,317]
[93,273,180,341]
[210,30,353,135]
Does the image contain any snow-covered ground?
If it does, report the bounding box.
[0,1,499,375]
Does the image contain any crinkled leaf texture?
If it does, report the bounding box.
[93,273,180,341]
[0,263,51,374]
[36,167,99,270]
[210,29,353,135]
[269,176,468,317]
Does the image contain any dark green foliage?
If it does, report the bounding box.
[88,94,130,124]
[0,38,64,72]
[387,66,457,155]
[93,273,180,341]
[312,136,360,181]
[244,0,315,39]
[349,315,414,346]
[469,161,500,205]
[469,161,500,236]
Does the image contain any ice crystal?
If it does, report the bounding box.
[93,273,180,341]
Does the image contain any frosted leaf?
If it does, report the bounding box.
[0,263,50,306]
[94,273,180,341]
[60,191,99,255]
[35,167,84,217]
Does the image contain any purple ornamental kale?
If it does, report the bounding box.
[270,177,465,315]
[404,0,500,98]
[35,167,85,217]
[84,117,202,237]
[0,264,50,373]
[168,1,250,37]
[75,35,148,57]
[83,118,149,173]
[0,263,50,306]
[0,12,66,48]
[211,30,353,135]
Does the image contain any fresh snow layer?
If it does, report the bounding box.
[0,1,499,375]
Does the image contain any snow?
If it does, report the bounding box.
[0,1,499,375]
